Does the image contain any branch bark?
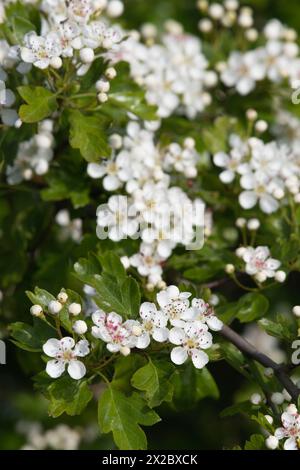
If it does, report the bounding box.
[220,324,300,403]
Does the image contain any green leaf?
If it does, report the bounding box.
[98,386,160,450]
[34,375,93,417]
[10,318,56,352]
[12,16,35,43]
[220,401,260,418]
[131,359,175,407]
[173,363,219,409]
[112,354,146,394]
[18,86,57,123]
[236,293,269,323]
[109,92,157,121]
[68,110,110,162]
[26,287,56,309]
[244,434,265,450]
[259,315,297,342]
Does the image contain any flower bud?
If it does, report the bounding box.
[80,48,95,64]
[255,272,267,283]
[236,217,247,228]
[68,303,82,316]
[105,67,117,80]
[30,304,43,317]
[73,320,88,335]
[293,305,300,317]
[96,79,110,93]
[120,346,131,356]
[265,415,273,425]
[255,120,268,133]
[97,92,108,103]
[57,292,68,304]
[275,271,286,283]
[250,393,262,405]
[271,392,284,405]
[48,300,63,315]
[106,0,124,18]
[225,264,235,274]
[50,57,62,69]
[265,436,278,450]
[247,218,260,231]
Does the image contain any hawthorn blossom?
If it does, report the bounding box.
[131,302,169,349]
[43,337,90,380]
[169,323,211,369]
[6,120,54,184]
[239,172,279,214]
[91,310,136,353]
[273,404,300,450]
[238,246,281,282]
[157,285,191,327]
[129,242,164,286]
[21,31,62,69]
[96,195,139,241]
[221,49,266,95]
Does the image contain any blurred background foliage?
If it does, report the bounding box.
[1,0,300,450]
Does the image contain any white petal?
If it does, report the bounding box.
[237,77,255,95]
[74,340,90,357]
[46,359,65,378]
[152,327,169,342]
[169,327,185,345]
[239,191,257,209]
[87,163,106,178]
[92,309,106,325]
[43,338,61,357]
[20,47,35,63]
[67,360,86,380]
[259,195,279,214]
[136,332,151,349]
[207,316,223,331]
[139,302,156,320]
[213,152,229,168]
[220,170,235,184]
[60,337,75,351]
[171,346,188,365]
[103,175,121,191]
[283,437,297,450]
[191,349,209,369]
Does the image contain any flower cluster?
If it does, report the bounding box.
[0,65,20,126]
[6,119,54,184]
[107,29,216,118]
[90,285,222,369]
[214,134,300,214]
[91,121,205,287]
[236,246,284,283]
[268,404,300,450]
[220,17,299,94]
[13,0,123,74]
[39,285,222,380]
[55,209,83,243]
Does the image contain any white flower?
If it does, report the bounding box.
[239,172,279,214]
[43,337,89,380]
[129,242,164,286]
[221,50,266,95]
[21,31,62,69]
[156,285,191,327]
[133,302,169,349]
[274,405,300,450]
[96,195,139,241]
[213,135,249,184]
[87,157,132,191]
[91,310,136,353]
[169,323,211,369]
[239,246,281,281]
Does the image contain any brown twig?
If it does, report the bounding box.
[220,324,300,402]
